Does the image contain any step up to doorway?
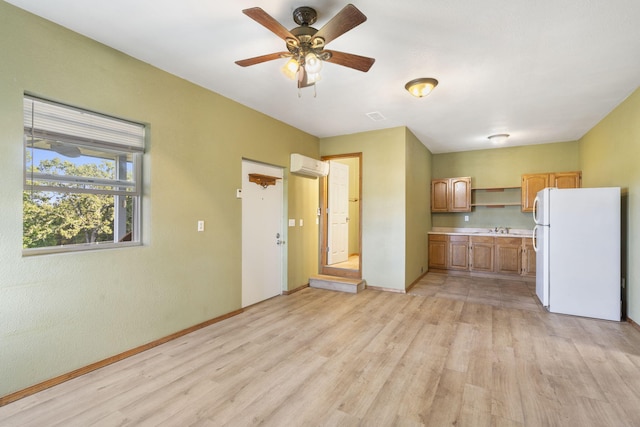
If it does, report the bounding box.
[309,275,366,294]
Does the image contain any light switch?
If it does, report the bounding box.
[288,219,295,227]
[299,219,304,227]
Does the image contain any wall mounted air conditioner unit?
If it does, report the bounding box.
[290,153,329,178]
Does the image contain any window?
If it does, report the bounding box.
[23,95,145,254]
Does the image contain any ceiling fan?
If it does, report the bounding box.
[235,4,375,89]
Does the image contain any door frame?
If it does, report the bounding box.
[319,153,362,279]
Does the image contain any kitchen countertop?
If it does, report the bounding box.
[429,227,533,238]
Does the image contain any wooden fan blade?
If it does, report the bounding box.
[324,50,375,72]
[312,4,367,45]
[235,52,289,67]
[242,7,296,41]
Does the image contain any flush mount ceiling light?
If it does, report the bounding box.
[405,78,439,98]
[235,5,375,96]
[488,133,510,144]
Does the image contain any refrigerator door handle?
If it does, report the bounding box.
[532,225,539,252]
[533,195,540,224]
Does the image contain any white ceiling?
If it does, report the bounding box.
[7,0,640,153]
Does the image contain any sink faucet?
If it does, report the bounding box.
[494,226,509,234]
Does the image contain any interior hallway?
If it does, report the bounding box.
[329,254,360,270]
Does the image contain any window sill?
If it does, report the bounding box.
[22,241,142,257]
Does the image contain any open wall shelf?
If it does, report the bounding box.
[471,186,521,208]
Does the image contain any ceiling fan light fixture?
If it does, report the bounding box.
[488,133,510,144]
[405,78,438,98]
[304,52,323,74]
[236,5,375,94]
[282,58,300,80]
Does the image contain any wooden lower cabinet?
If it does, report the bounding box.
[428,234,448,269]
[428,233,536,278]
[470,236,494,272]
[522,238,536,277]
[448,235,469,270]
[495,237,522,275]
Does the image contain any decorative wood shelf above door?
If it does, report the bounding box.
[248,173,280,188]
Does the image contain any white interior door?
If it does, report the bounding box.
[328,160,349,265]
[241,160,284,308]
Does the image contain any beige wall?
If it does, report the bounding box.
[579,86,640,321]
[432,141,580,229]
[0,2,319,397]
[321,128,407,291]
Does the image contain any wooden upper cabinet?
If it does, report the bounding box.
[551,171,582,189]
[431,179,450,212]
[521,174,549,212]
[431,177,471,212]
[450,177,471,212]
[521,171,581,212]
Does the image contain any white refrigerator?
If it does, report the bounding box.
[533,187,621,321]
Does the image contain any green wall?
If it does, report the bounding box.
[321,128,407,291]
[0,1,319,397]
[3,0,638,402]
[320,127,432,291]
[579,86,640,321]
[431,141,580,229]
[405,128,432,287]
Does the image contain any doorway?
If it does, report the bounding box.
[320,153,362,279]
[241,159,284,307]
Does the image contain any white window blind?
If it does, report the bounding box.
[23,95,145,152]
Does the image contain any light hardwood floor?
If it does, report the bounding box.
[2,273,640,426]
[329,254,360,270]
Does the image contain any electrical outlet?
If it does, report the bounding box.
[197,220,205,232]
[464,215,469,222]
